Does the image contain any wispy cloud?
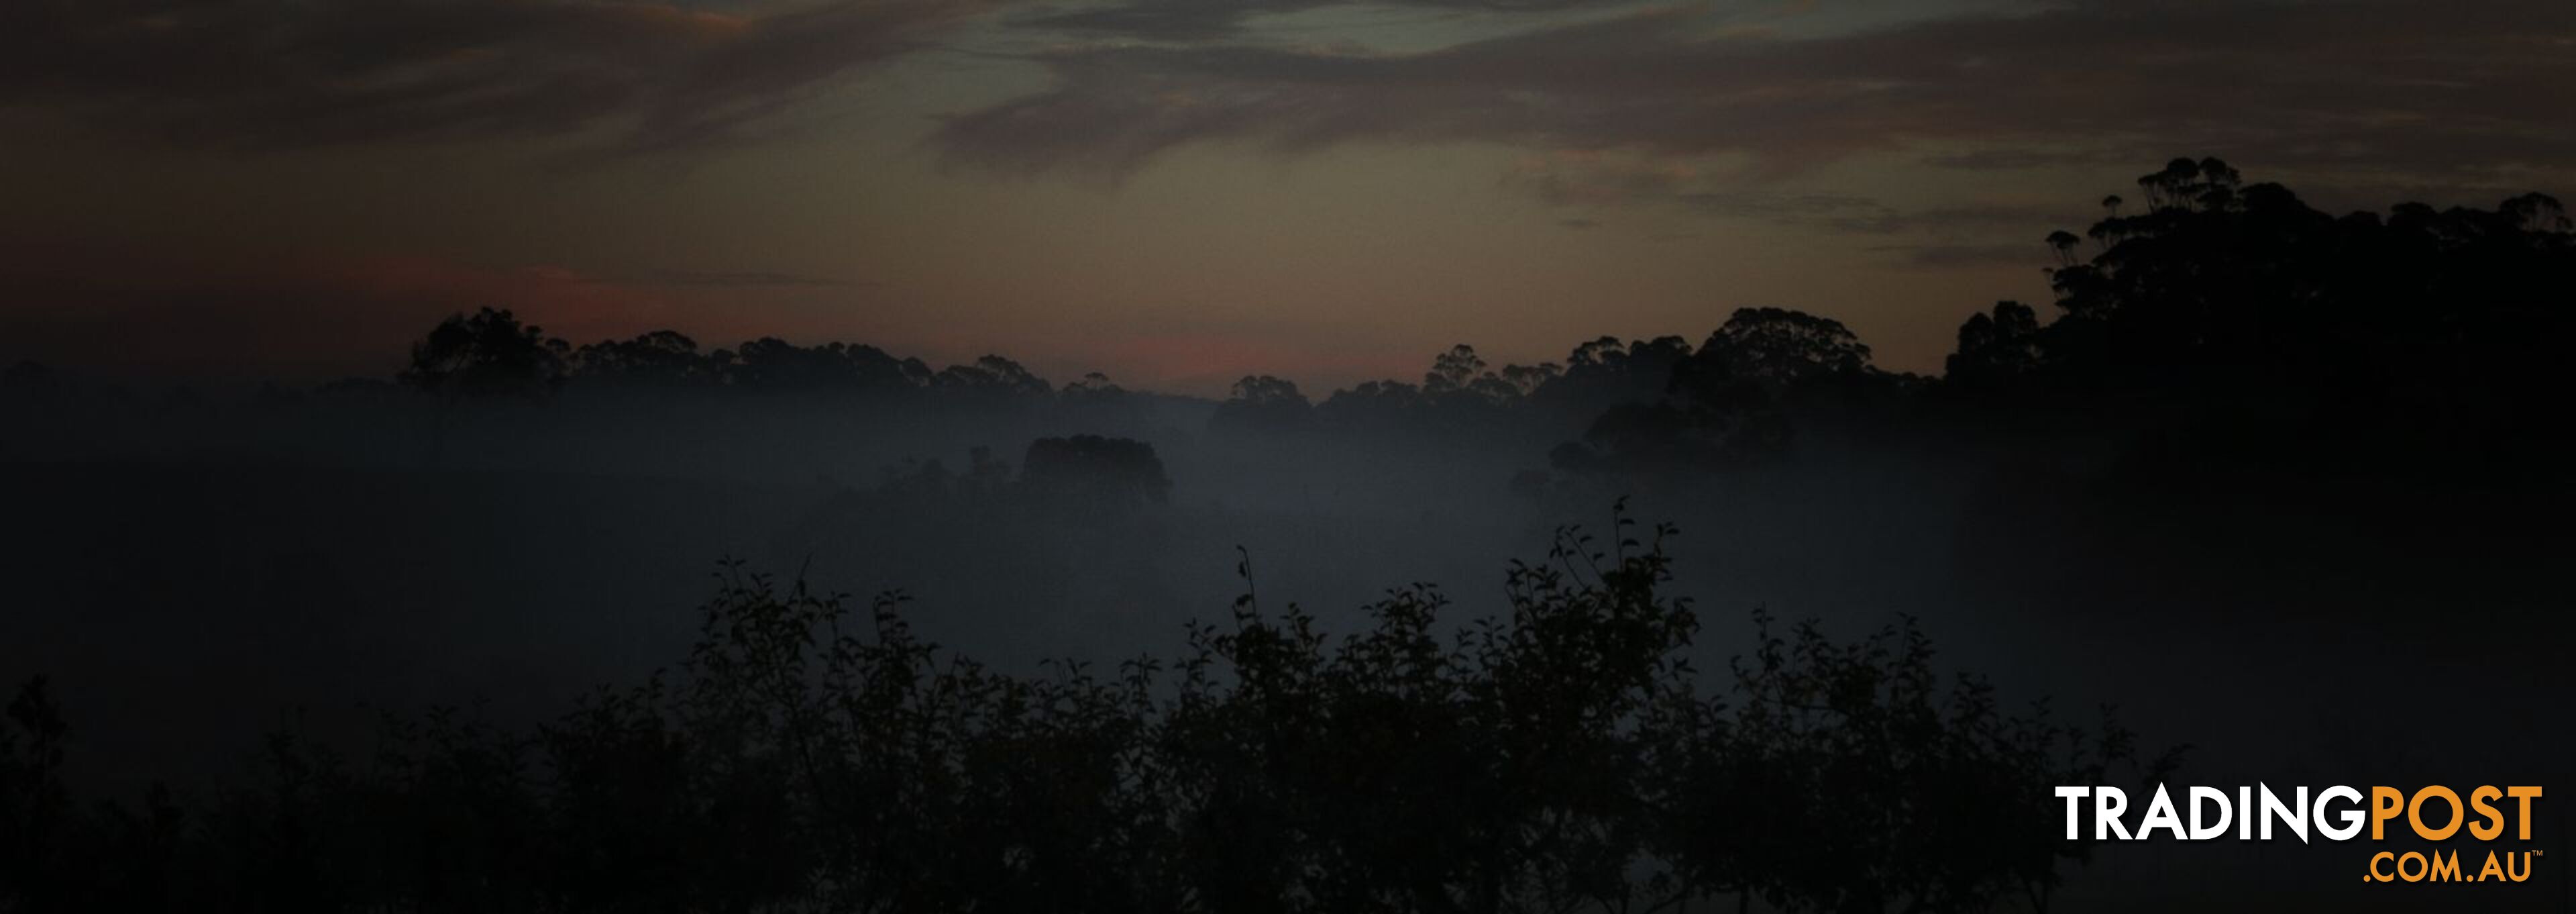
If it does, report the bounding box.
[633,268,861,289]
[0,0,997,153]
[1503,148,2080,235]
[936,0,2576,192]
[1022,0,1633,42]
[1866,242,2051,270]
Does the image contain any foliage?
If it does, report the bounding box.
[1020,434,1173,508]
[570,330,719,388]
[1936,157,2576,475]
[1211,375,1314,433]
[400,308,571,399]
[0,512,2157,913]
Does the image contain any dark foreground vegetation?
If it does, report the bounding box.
[0,514,2163,914]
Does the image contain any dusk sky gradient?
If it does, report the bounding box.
[5,0,2571,395]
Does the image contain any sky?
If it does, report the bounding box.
[3,0,2572,396]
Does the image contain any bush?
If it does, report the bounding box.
[0,510,2163,913]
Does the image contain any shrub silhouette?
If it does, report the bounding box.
[1020,434,1173,508]
[0,509,2159,913]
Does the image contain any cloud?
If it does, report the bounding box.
[633,268,860,288]
[1866,242,2051,270]
[0,0,996,152]
[936,0,2576,191]
[1916,148,2119,171]
[1022,1,1288,42]
[1503,148,2082,234]
[1022,0,1632,42]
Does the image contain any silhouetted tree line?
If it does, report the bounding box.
[1212,337,1709,444]
[840,434,1173,512]
[0,516,2165,913]
[1199,303,1903,476]
[13,158,2557,480]
[1949,158,2575,476]
[1205,158,2576,479]
[392,312,1071,405]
